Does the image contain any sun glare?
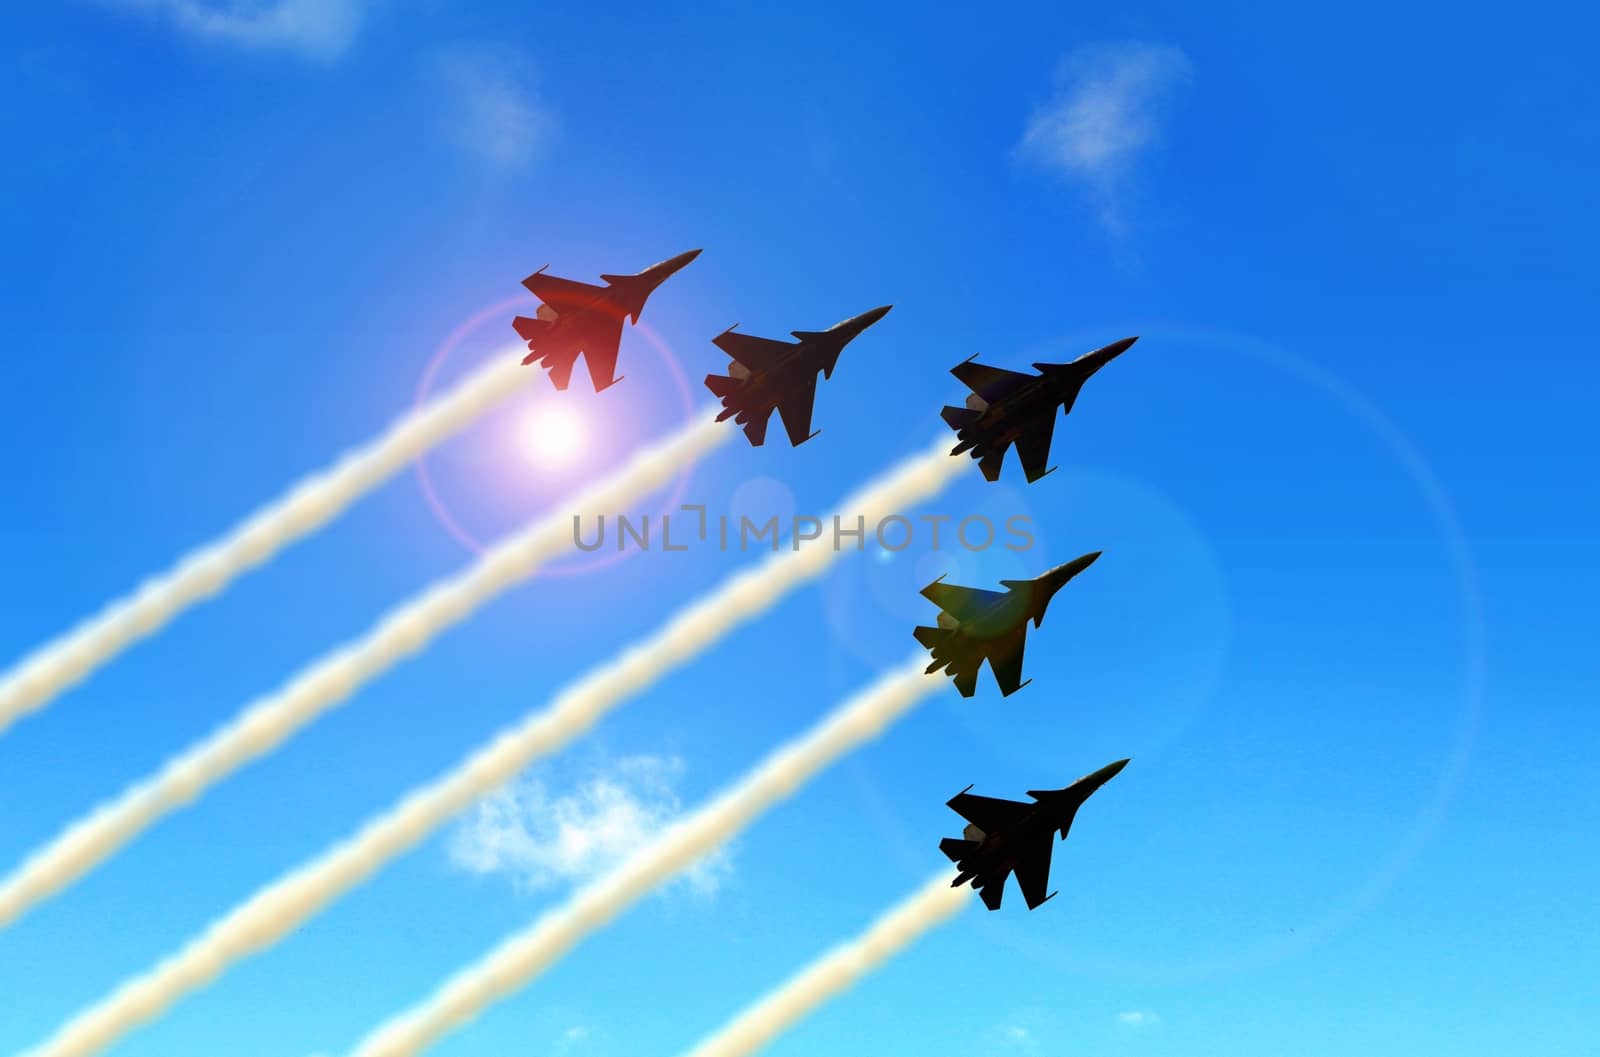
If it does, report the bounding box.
[520,402,587,467]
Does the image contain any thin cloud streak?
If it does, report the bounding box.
[114,0,370,59]
[435,47,559,170]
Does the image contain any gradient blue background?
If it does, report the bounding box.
[1,2,1596,1056]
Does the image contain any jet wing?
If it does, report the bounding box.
[579,314,625,391]
[713,329,793,371]
[743,410,771,447]
[1012,415,1058,483]
[775,378,820,446]
[921,581,1006,623]
[544,349,578,391]
[521,270,607,311]
[952,359,1031,401]
[1013,835,1056,910]
[982,627,1030,696]
[948,653,981,698]
[535,315,624,392]
[947,791,1031,835]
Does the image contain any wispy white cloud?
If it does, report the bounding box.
[996,1024,1040,1054]
[979,1014,1051,1057]
[116,0,368,59]
[435,46,559,170]
[557,1025,597,1052]
[1017,42,1191,237]
[450,755,731,898]
[1118,1009,1161,1028]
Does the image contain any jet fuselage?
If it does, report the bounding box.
[951,801,1068,887]
[723,344,832,409]
[947,758,1130,892]
[966,337,1135,439]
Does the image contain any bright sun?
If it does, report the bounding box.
[519,402,587,467]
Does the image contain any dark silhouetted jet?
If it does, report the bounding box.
[940,336,1137,483]
[941,758,1129,910]
[513,249,702,391]
[704,305,892,446]
[914,552,1100,697]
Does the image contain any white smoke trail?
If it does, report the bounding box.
[0,411,729,931]
[678,873,972,1057]
[17,442,967,1057]
[0,353,537,738]
[342,661,946,1057]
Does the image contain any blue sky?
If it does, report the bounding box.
[1,2,1596,1055]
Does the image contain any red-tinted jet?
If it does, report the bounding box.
[513,249,701,391]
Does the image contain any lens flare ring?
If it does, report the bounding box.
[412,299,700,579]
[849,324,1486,983]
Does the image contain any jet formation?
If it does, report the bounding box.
[508,250,1144,914]
[914,552,1100,697]
[941,336,1138,482]
[704,305,892,447]
[941,758,1129,910]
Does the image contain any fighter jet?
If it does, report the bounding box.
[512,249,702,392]
[704,305,892,446]
[941,758,1129,910]
[940,336,1138,483]
[914,551,1100,697]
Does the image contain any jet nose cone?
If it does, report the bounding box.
[1081,757,1130,791]
[1077,335,1138,374]
[669,247,704,268]
[1054,550,1102,580]
[836,304,893,335]
[1023,551,1101,628]
[648,248,703,279]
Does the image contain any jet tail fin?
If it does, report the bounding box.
[913,624,953,653]
[939,837,979,863]
[705,373,748,423]
[940,404,981,431]
[512,315,552,343]
[704,373,742,399]
[544,353,577,390]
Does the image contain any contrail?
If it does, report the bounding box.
[341,661,947,1057]
[0,353,537,738]
[17,443,967,1057]
[0,410,729,931]
[678,873,972,1057]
